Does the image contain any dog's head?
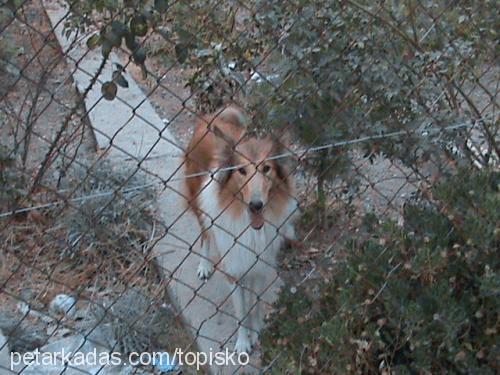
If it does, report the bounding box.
[212,126,293,230]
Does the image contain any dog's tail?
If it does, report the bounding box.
[216,106,247,128]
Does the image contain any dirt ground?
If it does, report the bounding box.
[0,3,197,372]
[0,2,95,178]
[1,0,99,307]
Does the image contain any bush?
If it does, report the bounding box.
[60,159,156,260]
[261,168,499,373]
[65,0,498,202]
[0,144,24,213]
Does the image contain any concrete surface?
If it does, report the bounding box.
[44,1,282,373]
[0,330,11,375]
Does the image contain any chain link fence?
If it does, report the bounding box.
[0,0,498,374]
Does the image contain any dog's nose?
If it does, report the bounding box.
[249,200,264,213]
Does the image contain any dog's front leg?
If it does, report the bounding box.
[245,277,260,346]
[231,283,252,354]
[197,231,214,279]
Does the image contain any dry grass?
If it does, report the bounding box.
[0,158,198,372]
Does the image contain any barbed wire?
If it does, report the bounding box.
[0,116,489,219]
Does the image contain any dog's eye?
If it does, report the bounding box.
[262,165,271,174]
[238,167,247,175]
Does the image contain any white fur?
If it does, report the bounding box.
[197,175,297,353]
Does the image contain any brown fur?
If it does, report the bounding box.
[184,107,296,353]
[184,107,293,228]
[184,107,246,213]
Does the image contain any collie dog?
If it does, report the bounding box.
[184,107,298,353]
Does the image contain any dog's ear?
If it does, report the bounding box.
[211,124,236,147]
[270,129,294,181]
[211,125,238,183]
[275,129,292,151]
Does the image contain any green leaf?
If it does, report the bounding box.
[103,29,122,48]
[125,32,137,51]
[130,15,148,37]
[101,81,117,100]
[175,43,189,63]
[174,26,193,44]
[154,0,169,13]
[102,0,118,10]
[112,71,129,88]
[110,21,127,38]
[101,40,112,58]
[133,47,147,65]
[86,34,101,50]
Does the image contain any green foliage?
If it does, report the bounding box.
[65,1,497,174]
[0,144,25,212]
[261,168,499,373]
[245,0,497,181]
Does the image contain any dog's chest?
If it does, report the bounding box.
[213,213,283,277]
[199,178,293,277]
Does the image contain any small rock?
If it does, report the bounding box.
[0,311,48,352]
[49,294,77,317]
[153,352,180,373]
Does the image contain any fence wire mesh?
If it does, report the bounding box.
[0,0,498,374]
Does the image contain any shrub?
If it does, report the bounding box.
[60,159,156,261]
[64,0,498,204]
[0,144,24,213]
[261,168,499,374]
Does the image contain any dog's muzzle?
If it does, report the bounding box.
[249,200,264,230]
